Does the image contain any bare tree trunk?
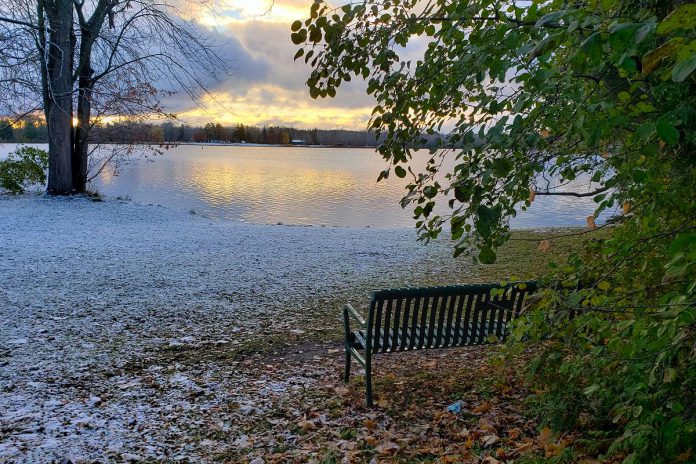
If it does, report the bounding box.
[45,0,74,195]
[72,77,91,192]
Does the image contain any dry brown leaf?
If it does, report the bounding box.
[481,434,499,447]
[528,188,536,202]
[545,442,566,457]
[334,386,350,396]
[364,435,377,446]
[482,456,501,464]
[376,398,390,408]
[299,420,316,432]
[508,427,522,439]
[538,427,553,445]
[674,449,694,462]
[514,441,534,453]
[537,239,551,252]
[376,441,400,455]
[623,202,632,214]
[363,419,377,431]
[586,215,597,230]
[472,402,492,415]
[541,129,550,138]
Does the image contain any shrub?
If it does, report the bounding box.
[0,146,48,193]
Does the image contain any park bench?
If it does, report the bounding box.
[343,281,538,406]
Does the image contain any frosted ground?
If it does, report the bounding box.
[0,195,485,462]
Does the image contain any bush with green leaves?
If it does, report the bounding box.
[296,0,695,461]
[0,146,49,193]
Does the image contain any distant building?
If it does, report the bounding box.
[291,139,306,145]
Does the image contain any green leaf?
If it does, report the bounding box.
[291,20,302,32]
[394,165,407,178]
[580,32,603,65]
[656,119,679,145]
[478,246,497,264]
[491,157,513,177]
[656,4,696,35]
[672,53,696,82]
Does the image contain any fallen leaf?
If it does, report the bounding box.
[587,215,597,230]
[472,402,492,415]
[298,420,316,432]
[465,435,474,449]
[538,427,553,445]
[483,457,501,464]
[334,386,349,395]
[376,441,400,455]
[537,239,551,252]
[363,419,377,431]
[481,435,499,447]
[508,427,522,439]
[674,449,694,462]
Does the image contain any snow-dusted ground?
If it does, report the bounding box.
[0,195,474,462]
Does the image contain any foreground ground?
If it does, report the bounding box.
[0,195,582,462]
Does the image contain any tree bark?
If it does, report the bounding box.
[73,29,94,193]
[45,0,74,195]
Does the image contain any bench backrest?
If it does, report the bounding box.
[366,282,537,354]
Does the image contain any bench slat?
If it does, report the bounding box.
[391,297,403,352]
[443,294,457,347]
[399,297,412,351]
[381,298,394,353]
[434,294,449,348]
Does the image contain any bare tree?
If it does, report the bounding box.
[0,0,229,194]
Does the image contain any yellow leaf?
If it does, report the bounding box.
[586,215,597,230]
[465,435,474,449]
[538,427,553,445]
[537,239,551,252]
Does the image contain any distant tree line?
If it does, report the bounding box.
[0,118,397,147]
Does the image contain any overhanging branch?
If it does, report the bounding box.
[534,185,611,198]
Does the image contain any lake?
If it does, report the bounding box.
[4,144,610,228]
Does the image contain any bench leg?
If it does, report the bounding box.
[343,347,351,383]
[365,357,374,407]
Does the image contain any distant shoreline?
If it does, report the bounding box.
[178,142,378,149]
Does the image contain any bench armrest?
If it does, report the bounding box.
[343,304,366,328]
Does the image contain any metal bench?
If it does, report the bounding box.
[343,282,537,406]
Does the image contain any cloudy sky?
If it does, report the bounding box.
[172,0,375,130]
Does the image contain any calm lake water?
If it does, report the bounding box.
[5,144,611,228]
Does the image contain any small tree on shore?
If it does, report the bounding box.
[296,0,696,460]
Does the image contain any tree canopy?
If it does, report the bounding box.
[296,0,696,461]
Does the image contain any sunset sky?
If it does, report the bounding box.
[173,0,375,130]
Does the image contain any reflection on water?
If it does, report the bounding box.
[88,145,611,228]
